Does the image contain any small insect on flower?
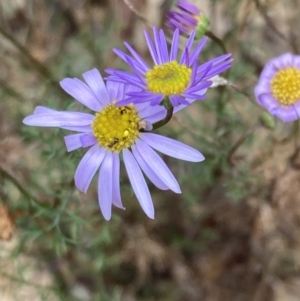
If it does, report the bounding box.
[107,138,119,148]
[255,53,300,122]
[23,69,205,220]
[106,26,232,108]
[120,106,130,115]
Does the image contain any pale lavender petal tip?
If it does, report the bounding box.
[74,145,106,193]
[64,134,84,152]
[123,149,154,219]
[141,133,205,162]
[98,152,113,221]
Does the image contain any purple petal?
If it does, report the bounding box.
[294,101,300,116]
[138,103,166,119]
[196,62,213,82]
[145,110,167,124]
[270,52,294,70]
[60,78,102,111]
[124,91,163,104]
[184,92,206,100]
[113,48,132,65]
[144,29,159,65]
[169,95,190,106]
[149,95,165,106]
[111,152,124,209]
[106,81,124,101]
[205,64,232,78]
[74,144,106,193]
[186,30,196,51]
[153,26,163,65]
[257,94,278,111]
[124,56,147,80]
[33,106,56,114]
[64,133,84,152]
[170,29,180,61]
[122,148,154,219]
[159,29,169,63]
[117,94,163,106]
[134,139,181,193]
[140,133,205,162]
[82,69,111,107]
[124,42,150,72]
[186,80,212,93]
[180,47,189,65]
[178,11,198,28]
[177,0,200,14]
[292,55,300,69]
[32,107,93,132]
[98,151,113,221]
[260,62,277,80]
[109,70,146,89]
[23,112,94,127]
[80,133,97,148]
[254,81,272,105]
[189,37,208,66]
[131,144,169,190]
[188,60,198,87]
[179,30,195,64]
[273,105,298,122]
[167,18,190,35]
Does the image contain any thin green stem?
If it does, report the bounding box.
[205,30,227,55]
[227,124,260,166]
[0,164,48,208]
[230,84,257,105]
[205,30,230,80]
[152,107,174,130]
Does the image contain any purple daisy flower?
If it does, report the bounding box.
[106,27,232,108]
[23,69,205,220]
[166,0,210,37]
[255,53,300,122]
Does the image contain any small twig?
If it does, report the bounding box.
[205,30,230,79]
[0,27,54,81]
[173,116,222,148]
[0,164,41,206]
[253,0,288,44]
[227,124,260,165]
[230,84,257,106]
[123,0,150,27]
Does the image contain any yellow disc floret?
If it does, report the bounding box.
[146,61,192,95]
[271,67,300,105]
[92,104,141,153]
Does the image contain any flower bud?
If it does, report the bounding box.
[166,0,210,38]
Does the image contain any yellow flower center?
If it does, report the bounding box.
[271,67,300,105]
[146,61,192,96]
[92,104,141,153]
